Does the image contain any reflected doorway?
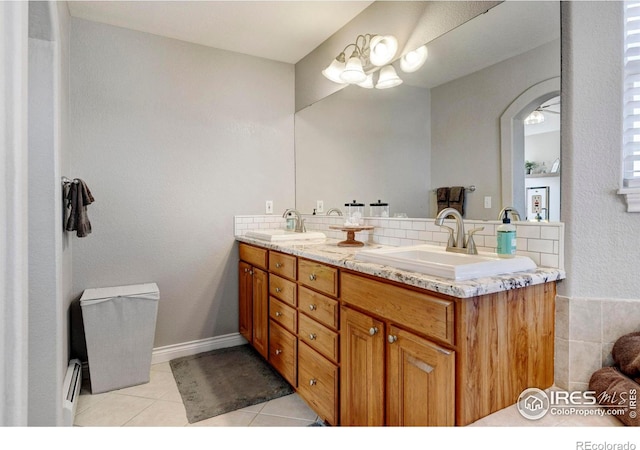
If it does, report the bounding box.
[524,96,560,221]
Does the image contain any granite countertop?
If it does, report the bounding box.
[235,235,566,299]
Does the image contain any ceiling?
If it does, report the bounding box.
[67,1,374,64]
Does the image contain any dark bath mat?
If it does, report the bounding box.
[170,344,294,424]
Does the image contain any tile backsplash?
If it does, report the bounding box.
[234,214,564,270]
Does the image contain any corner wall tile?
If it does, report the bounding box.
[569,341,601,385]
[555,296,569,340]
[569,299,601,343]
[601,299,640,344]
[554,337,569,390]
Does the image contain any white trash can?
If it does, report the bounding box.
[80,283,159,394]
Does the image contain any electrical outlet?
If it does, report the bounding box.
[484,196,492,209]
[316,200,324,213]
[265,200,273,214]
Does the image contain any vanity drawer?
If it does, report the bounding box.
[298,313,339,363]
[239,243,268,270]
[269,321,297,387]
[297,342,339,426]
[298,259,338,297]
[269,251,297,281]
[269,296,296,334]
[269,274,296,306]
[298,286,339,330]
[341,272,455,345]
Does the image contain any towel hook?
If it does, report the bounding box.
[61,176,79,185]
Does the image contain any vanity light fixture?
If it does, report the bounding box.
[524,110,545,125]
[322,34,400,87]
[400,45,428,73]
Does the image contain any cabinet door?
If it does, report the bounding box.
[340,306,385,426]
[238,262,253,343]
[252,267,269,359]
[386,325,455,426]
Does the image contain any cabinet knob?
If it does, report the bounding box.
[309,273,317,281]
[275,349,282,355]
[275,262,283,268]
[388,335,398,344]
[275,311,282,317]
[309,304,317,311]
[309,379,317,386]
[249,270,253,275]
[244,268,249,273]
[369,327,378,336]
[275,287,282,293]
[309,333,317,340]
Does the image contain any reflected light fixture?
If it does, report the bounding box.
[524,110,545,125]
[400,45,428,73]
[375,65,403,89]
[322,34,400,88]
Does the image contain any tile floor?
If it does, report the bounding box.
[74,361,623,428]
[74,361,320,427]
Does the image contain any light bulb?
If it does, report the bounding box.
[322,56,346,84]
[400,45,428,73]
[369,35,398,67]
[375,65,403,89]
[357,73,374,89]
[340,53,367,84]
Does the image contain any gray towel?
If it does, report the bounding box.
[436,187,450,213]
[449,186,465,216]
[66,179,95,237]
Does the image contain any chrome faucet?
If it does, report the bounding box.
[326,208,343,216]
[498,206,521,221]
[282,208,306,232]
[435,207,484,255]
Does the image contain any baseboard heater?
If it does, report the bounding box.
[62,359,82,426]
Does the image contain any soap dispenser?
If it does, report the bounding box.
[497,211,516,258]
[286,212,295,231]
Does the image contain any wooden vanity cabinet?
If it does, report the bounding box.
[238,244,269,359]
[340,270,555,426]
[268,251,299,387]
[238,241,556,427]
[340,294,455,426]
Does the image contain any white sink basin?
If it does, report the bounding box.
[244,229,326,242]
[355,244,536,280]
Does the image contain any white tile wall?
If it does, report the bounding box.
[235,214,565,270]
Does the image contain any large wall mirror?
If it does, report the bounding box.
[295,1,560,221]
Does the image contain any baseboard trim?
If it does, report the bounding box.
[151,333,248,365]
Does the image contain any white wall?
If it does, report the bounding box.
[556,1,640,391]
[27,0,71,426]
[69,18,295,348]
[430,39,560,220]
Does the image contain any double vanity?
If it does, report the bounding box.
[236,227,565,426]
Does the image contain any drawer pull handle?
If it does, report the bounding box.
[275,287,282,293]
[275,311,282,317]
[275,349,282,355]
[309,379,317,386]
[275,262,283,268]
[369,327,378,336]
[309,304,317,311]
[244,268,249,273]
[388,335,398,344]
[309,333,317,340]
[309,274,317,281]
